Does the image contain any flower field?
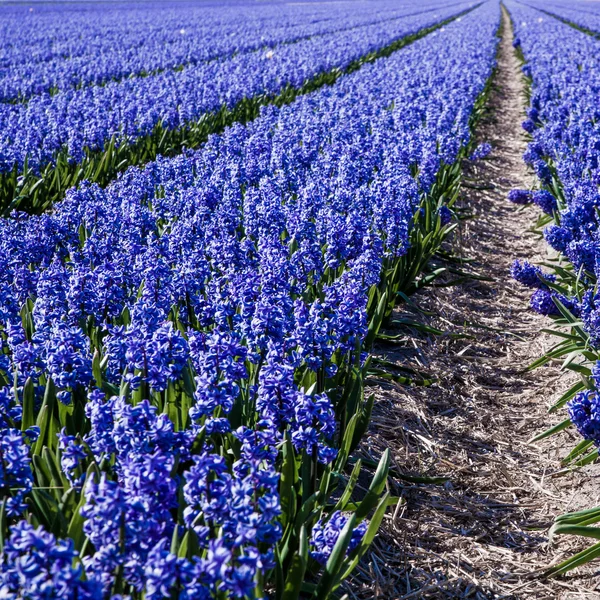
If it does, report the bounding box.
[3,0,600,597]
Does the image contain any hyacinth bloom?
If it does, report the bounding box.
[309,511,368,565]
[529,289,560,317]
[469,142,492,160]
[507,188,533,205]
[510,260,555,290]
[568,390,600,446]
[531,189,557,215]
[0,522,101,598]
[510,260,580,319]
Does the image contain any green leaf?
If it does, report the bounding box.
[553,297,589,341]
[528,417,571,443]
[0,499,6,553]
[34,378,57,455]
[341,366,363,426]
[332,460,362,513]
[367,367,433,387]
[392,472,449,484]
[92,349,103,388]
[355,449,390,521]
[545,541,600,577]
[341,492,390,580]
[554,505,600,528]
[572,448,599,468]
[561,439,594,466]
[280,436,299,530]
[21,377,35,432]
[389,318,444,336]
[550,524,600,541]
[300,448,315,505]
[561,349,591,374]
[177,530,199,559]
[30,489,65,534]
[42,447,67,495]
[32,454,52,488]
[67,464,99,551]
[563,363,592,377]
[294,492,318,536]
[548,380,588,413]
[350,394,374,455]
[365,291,388,349]
[526,339,579,371]
[281,526,308,600]
[540,328,583,342]
[333,413,358,474]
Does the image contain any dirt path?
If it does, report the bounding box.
[350,7,600,599]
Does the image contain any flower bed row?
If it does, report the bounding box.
[0,0,463,102]
[523,0,600,39]
[0,3,500,598]
[507,0,600,575]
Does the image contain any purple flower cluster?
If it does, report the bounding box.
[57,429,87,486]
[511,260,555,290]
[0,429,34,517]
[0,521,101,599]
[529,289,560,316]
[469,142,492,160]
[531,189,558,215]
[105,321,190,393]
[44,324,93,404]
[309,511,368,565]
[0,387,37,518]
[81,393,193,592]
[182,451,280,597]
[507,189,533,205]
[189,329,246,420]
[568,390,600,446]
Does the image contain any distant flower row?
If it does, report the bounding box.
[0,0,459,102]
[0,1,470,179]
[527,0,600,35]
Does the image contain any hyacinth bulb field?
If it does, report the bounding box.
[4,0,600,598]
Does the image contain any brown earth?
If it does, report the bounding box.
[348,6,600,599]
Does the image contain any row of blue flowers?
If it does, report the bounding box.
[0,0,462,103]
[0,1,474,214]
[507,0,600,575]
[0,2,499,598]
[0,1,469,176]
